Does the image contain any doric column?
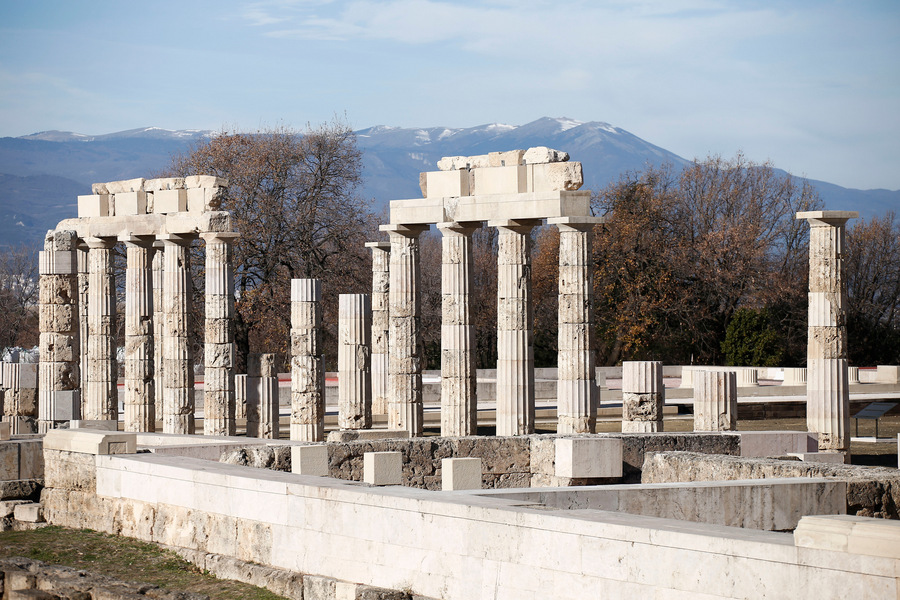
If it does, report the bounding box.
[550,216,602,434]
[490,219,540,436]
[798,210,857,457]
[381,224,428,436]
[38,230,79,432]
[160,234,196,434]
[201,232,238,436]
[693,369,737,431]
[120,235,156,432]
[365,242,391,415]
[247,353,279,439]
[438,221,479,437]
[622,360,664,432]
[290,279,324,441]
[77,245,89,397]
[152,242,165,428]
[84,236,118,422]
[338,293,372,430]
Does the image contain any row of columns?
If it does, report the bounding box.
[39,230,237,435]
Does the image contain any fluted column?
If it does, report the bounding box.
[84,237,118,422]
[491,219,540,436]
[152,242,164,428]
[290,279,324,441]
[693,370,737,431]
[338,293,372,429]
[247,353,278,439]
[160,234,196,434]
[201,232,238,436]
[77,245,89,397]
[622,360,664,432]
[382,224,428,436]
[38,230,79,431]
[798,210,857,457]
[550,217,602,434]
[438,221,479,437]
[120,235,155,432]
[365,242,391,415]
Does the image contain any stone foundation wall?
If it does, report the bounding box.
[642,451,900,518]
[221,433,742,489]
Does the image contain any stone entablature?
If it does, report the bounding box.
[35,176,238,437]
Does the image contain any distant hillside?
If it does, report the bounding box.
[0,119,896,249]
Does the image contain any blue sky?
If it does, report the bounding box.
[1,0,898,190]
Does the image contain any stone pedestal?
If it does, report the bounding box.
[120,236,156,432]
[438,222,479,437]
[693,370,737,431]
[201,233,238,436]
[382,224,428,436]
[365,242,391,415]
[550,217,602,434]
[38,230,80,432]
[247,353,278,439]
[622,360,664,432]
[160,234,196,434]
[798,211,857,455]
[338,293,372,430]
[84,237,118,422]
[491,220,539,436]
[290,279,324,441]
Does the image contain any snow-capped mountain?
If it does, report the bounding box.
[0,117,895,248]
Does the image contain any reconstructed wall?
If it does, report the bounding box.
[222,432,741,488]
[40,446,899,600]
[642,451,900,518]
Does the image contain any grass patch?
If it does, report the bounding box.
[0,526,287,600]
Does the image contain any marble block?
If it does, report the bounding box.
[554,437,623,478]
[364,451,402,486]
[0,422,9,441]
[441,457,482,491]
[69,419,118,431]
[291,445,329,477]
[44,429,136,455]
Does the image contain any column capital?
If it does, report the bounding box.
[158,233,197,246]
[796,211,858,227]
[200,231,240,244]
[83,236,117,250]
[488,218,542,234]
[548,215,606,232]
[437,221,481,236]
[117,234,156,248]
[365,241,392,250]
[379,223,429,238]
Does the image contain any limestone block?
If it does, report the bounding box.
[185,175,228,188]
[18,363,37,389]
[363,451,402,486]
[105,177,144,193]
[527,161,583,192]
[425,169,470,198]
[153,189,187,213]
[186,187,225,213]
[144,177,185,191]
[0,421,9,440]
[875,365,900,383]
[114,191,147,215]
[739,431,817,457]
[44,429,136,455]
[441,457,482,490]
[52,390,80,420]
[473,165,527,195]
[77,195,110,218]
[554,437,623,478]
[523,146,569,164]
[13,502,42,523]
[69,419,118,431]
[488,149,525,167]
[291,444,329,477]
[437,154,490,170]
[786,452,847,464]
[794,515,900,559]
[38,251,76,276]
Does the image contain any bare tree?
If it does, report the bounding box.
[0,245,39,354]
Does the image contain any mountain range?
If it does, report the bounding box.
[1,117,896,248]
